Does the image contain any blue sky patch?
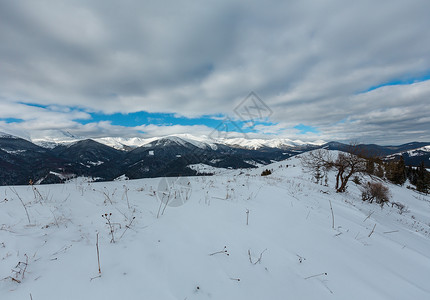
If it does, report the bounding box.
[74,110,273,134]
[0,118,24,123]
[362,71,430,93]
[294,124,319,134]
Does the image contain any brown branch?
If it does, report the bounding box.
[329,200,335,229]
[96,232,101,274]
[9,187,31,224]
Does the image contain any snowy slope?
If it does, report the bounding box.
[94,137,158,150]
[404,145,430,157]
[1,154,430,299]
[386,145,430,158]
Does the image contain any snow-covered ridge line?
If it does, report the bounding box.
[0,131,20,139]
[27,133,323,150]
[92,135,324,150]
[386,145,430,158]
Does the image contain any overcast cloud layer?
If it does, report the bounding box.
[1,0,430,144]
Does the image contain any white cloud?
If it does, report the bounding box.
[1,0,430,144]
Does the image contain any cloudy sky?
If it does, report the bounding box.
[1,0,430,145]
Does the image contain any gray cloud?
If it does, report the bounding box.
[1,0,429,144]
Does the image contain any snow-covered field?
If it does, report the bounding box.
[1,155,430,299]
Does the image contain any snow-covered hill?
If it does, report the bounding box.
[1,154,430,299]
[391,145,430,157]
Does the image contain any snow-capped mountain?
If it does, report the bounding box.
[0,133,300,185]
[217,137,324,150]
[93,135,324,151]
[1,130,429,186]
[30,130,83,148]
[21,129,322,151]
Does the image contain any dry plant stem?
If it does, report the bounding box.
[248,249,267,264]
[363,211,374,222]
[90,274,102,281]
[254,249,267,264]
[329,200,334,229]
[304,272,327,280]
[119,217,135,240]
[102,213,116,243]
[248,250,253,264]
[50,209,59,228]
[102,188,113,204]
[368,223,377,237]
[32,186,44,204]
[156,193,164,218]
[123,185,130,209]
[22,254,28,279]
[296,254,306,263]
[161,191,171,216]
[209,246,229,256]
[10,187,30,224]
[11,254,29,282]
[96,232,101,274]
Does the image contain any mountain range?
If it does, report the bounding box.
[1,131,429,185]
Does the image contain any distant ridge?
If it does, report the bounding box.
[1,132,429,186]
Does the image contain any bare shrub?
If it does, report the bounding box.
[261,169,272,176]
[361,181,391,206]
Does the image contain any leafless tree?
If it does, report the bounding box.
[332,145,367,192]
[300,149,333,185]
[301,144,367,193]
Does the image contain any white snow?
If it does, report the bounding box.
[187,163,231,175]
[88,161,104,166]
[114,175,129,181]
[1,154,430,299]
[406,145,430,157]
[0,149,26,154]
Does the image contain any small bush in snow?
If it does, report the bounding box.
[361,181,390,206]
[261,169,272,176]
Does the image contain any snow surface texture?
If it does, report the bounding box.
[1,155,430,299]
